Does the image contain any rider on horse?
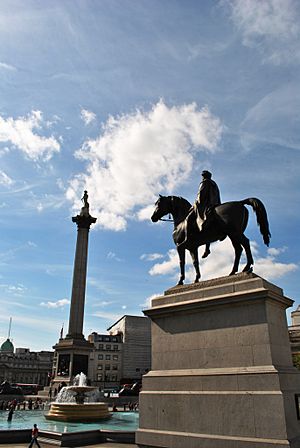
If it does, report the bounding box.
[181,170,221,257]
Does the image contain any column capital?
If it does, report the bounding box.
[72,214,97,229]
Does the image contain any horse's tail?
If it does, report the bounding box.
[241,198,271,246]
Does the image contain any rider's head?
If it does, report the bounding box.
[202,170,212,179]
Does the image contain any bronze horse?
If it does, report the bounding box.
[151,195,271,285]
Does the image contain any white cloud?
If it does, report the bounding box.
[0,110,60,161]
[251,242,298,280]
[92,300,114,307]
[0,62,16,71]
[81,109,96,125]
[107,251,122,262]
[4,314,61,334]
[67,100,223,231]
[92,310,123,322]
[0,170,13,186]
[267,247,287,257]
[140,253,164,261]
[21,193,67,214]
[37,203,43,212]
[149,249,179,277]
[240,84,300,151]
[137,204,157,222]
[149,240,297,283]
[140,293,162,309]
[0,283,27,294]
[227,0,300,64]
[40,298,70,309]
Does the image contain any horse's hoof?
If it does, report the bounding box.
[177,280,184,286]
[229,271,236,276]
[243,266,253,274]
[194,278,200,283]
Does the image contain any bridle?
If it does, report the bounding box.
[158,196,174,223]
[159,217,174,222]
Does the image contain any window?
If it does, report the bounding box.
[97,374,103,381]
[105,354,111,360]
[112,337,117,342]
[97,364,103,370]
[112,364,118,371]
[111,374,117,381]
[113,345,118,351]
[99,344,103,350]
[106,344,111,350]
[98,354,103,360]
[104,336,110,341]
[105,364,110,370]
[113,355,118,360]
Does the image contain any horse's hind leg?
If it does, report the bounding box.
[189,248,200,283]
[241,235,254,273]
[228,235,243,276]
[177,245,186,285]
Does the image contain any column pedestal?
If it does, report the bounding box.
[52,338,93,386]
[136,273,300,448]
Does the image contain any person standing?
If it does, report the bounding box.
[28,423,41,448]
[7,406,14,422]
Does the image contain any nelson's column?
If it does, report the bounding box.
[52,191,96,386]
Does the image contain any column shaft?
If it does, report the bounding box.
[67,227,89,338]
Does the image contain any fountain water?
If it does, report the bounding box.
[45,373,110,422]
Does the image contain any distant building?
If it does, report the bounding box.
[108,315,151,383]
[88,315,151,388]
[0,339,53,386]
[289,306,300,360]
[88,332,123,389]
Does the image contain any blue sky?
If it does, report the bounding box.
[0,0,299,350]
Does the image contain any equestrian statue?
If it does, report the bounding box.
[151,170,271,285]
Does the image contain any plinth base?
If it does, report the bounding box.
[136,273,300,448]
[45,402,110,422]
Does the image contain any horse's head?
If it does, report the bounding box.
[151,195,171,222]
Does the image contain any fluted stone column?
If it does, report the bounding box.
[66,213,96,339]
[52,194,96,385]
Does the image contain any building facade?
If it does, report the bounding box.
[88,333,122,389]
[88,315,151,389]
[0,339,53,386]
[288,306,300,365]
[107,315,151,383]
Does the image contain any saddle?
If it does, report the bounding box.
[175,206,225,247]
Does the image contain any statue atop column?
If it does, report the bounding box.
[80,190,90,217]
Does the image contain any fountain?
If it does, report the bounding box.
[45,373,110,422]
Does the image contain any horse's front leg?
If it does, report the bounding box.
[189,248,201,283]
[177,245,186,285]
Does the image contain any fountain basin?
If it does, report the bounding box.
[45,402,110,422]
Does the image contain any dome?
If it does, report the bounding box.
[1,338,14,353]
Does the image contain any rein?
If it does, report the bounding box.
[159,217,174,222]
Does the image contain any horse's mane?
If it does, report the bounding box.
[170,196,192,210]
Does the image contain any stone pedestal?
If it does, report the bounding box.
[52,337,94,387]
[136,273,300,448]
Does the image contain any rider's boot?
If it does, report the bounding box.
[202,244,211,258]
